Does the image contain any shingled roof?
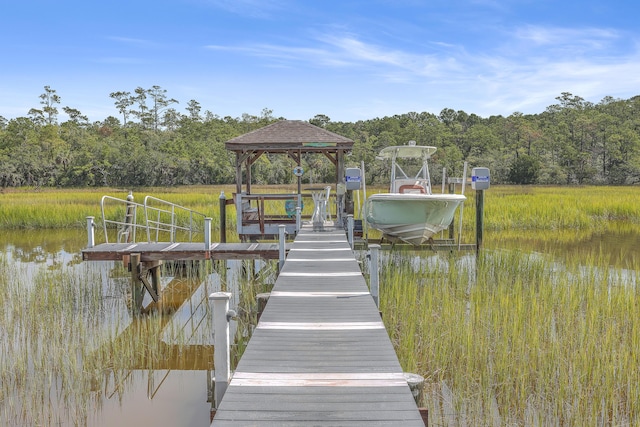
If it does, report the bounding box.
[225,120,353,151]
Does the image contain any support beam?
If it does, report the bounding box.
[322,151,337,165]
[130,253,143,314]
[235,152,242,194]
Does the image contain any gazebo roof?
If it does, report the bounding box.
[225,120,353,152]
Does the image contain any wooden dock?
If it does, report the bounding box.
[82,242,289,262]
[211,224,424,426]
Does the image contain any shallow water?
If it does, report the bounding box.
[1,224,639,426]
[0,229,271,427]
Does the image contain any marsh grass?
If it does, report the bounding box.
[0,255,218,426]
[2,185,639,233]
[0,185,324,246]
[3,184,640,425]
[379,249,640,425]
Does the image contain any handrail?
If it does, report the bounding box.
[100,194,207,244]
[101,195,146,243]
[143,195,207,243]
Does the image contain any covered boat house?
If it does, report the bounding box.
[225,120,354,240]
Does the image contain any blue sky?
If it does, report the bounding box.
[2,0,639,123]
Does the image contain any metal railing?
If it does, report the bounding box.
[143,195,206,243]
[100,193,206,244]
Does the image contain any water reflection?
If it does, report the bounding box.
[0,230,273,427]
[486,221,640,269]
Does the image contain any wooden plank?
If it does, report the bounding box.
[82,242,289,261]
[212,224,424,426]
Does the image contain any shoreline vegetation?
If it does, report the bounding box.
[1,184,639,230]
[1,185,640,425]
[2,90,640,188]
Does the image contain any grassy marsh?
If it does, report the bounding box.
[380,249,640,425]
[2,185,640,425]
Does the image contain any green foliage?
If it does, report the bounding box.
[3,88,640,187]
[508,154,540,184]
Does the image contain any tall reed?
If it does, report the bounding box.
[379,249,640,425]
[0,255,218,426]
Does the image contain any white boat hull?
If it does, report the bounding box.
[365,194,466,245]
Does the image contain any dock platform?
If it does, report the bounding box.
[82,242,289,262]
[211,224,424,426]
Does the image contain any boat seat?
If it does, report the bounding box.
[399,184,426,194]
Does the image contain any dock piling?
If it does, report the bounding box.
[205,217,212,249]
[210,292,233,409]
[86,216,95,248]
[369,244,381,308]
[130,253,143,313]
[278,225,286,271]
[347,214,354,249]
[219,192,227,243]
[476,189,485,254]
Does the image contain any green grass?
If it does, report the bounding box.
[3,185,639,233]
[379,249,640,425]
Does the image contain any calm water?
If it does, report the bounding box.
[1,225,639,426]
[0,229,268,427]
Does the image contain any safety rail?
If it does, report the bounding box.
[100,193,207,244]
[143,195,207,243]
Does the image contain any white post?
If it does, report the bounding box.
[278,224,286,271]
[210,292,232,409]
[296,206,301,232]
[347,214,354,249]
[204,217,212,249]
[369,244,380,308]
[86,216,95,248]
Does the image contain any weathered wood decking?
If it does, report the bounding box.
[82,242,289,262]
[211,224,424,426]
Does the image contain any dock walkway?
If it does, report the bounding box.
[211,224,424,426]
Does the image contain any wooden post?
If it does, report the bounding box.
[448,182,456,240]
[86,216,95,248]
[347,214,354,249]
[219,191,227,243]
[149,261,162,303]
[235,152,242,195]
[404,372,425,405]
[130,253,143,314]
[210,292,233,409]
[369,244,380,308]
[205,217,212,249]
[476,189,484,254]
[278,225,286,272]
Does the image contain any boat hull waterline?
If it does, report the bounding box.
[365,194,466,245]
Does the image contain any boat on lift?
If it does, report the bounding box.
[364,141,466,245]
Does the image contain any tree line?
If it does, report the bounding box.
[1,86,639,188]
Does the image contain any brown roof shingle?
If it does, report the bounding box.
[225,120,353,151]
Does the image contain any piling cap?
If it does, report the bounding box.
[209,292,232,301]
